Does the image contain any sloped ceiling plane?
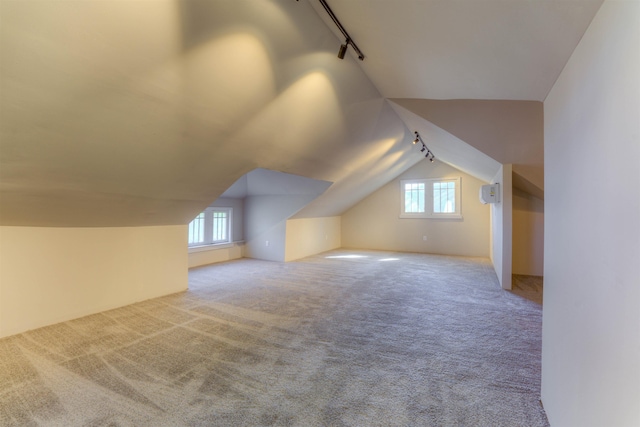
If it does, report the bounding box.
[0,0,603,226]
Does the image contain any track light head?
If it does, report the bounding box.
[307,0,365,61]
[413,131,434,163]
[338,42,348,59]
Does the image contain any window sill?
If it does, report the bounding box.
[400,213,463,220]
[188,241,245,253]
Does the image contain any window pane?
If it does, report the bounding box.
[211,211,228,242]
[434,184,441,212]
[405,183,425,213]
[433,181,456,213]
[446,182,455,213]
[188,213,205,244]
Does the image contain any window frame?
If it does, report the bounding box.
[400,177,462,219]
[188,207,233,247]
[401,179,427,217]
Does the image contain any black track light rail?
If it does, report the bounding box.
[413,131,435,162]
[317,0,365,60]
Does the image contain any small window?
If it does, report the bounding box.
[188,208,232,246]
[188,212,205,245]
[211,210,228,243]
[404,181,426,213]
[433,180,456,214]
[400,178,462,219]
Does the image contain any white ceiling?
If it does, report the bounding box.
[220,169,332,198]
[388,101,501,184]
[0,0,603,227]
[309,0,603,101]
[306,0,602,197]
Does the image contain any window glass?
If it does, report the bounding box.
[404,182,425,213]
[188,208,232,246]
[212,211,228,242]
[400,178,461,218]
[433,181,455,213]
[188,212,205,245]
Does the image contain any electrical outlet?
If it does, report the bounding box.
[423,235,428,241]
[265,240,269,247]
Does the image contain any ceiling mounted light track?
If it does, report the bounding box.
[413,131,435,163]
[315,0,365,60]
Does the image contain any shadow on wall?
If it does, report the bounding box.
[512,188,544,277]
[189,168,333,264]
[173,0,352,223]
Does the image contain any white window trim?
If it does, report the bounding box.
[188,207,233,247]
[400,179,428,218]
[400,177,462,219]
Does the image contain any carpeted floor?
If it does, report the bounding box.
[0,250,549,426]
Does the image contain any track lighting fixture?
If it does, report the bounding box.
[425,150,435,162]
[338,40,348,59]
[316,0,365,61]
[412,131,435,163]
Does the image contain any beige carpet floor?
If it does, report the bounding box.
[0,249,548,426]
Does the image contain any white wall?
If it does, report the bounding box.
[341,160,490,257]
[244,195,317,262]
[512,189,544,276]
[189,208,341,267]
[490,164,513,289]
[188,243,244,269]
[285,216,341,261]
[542,2,640,426]
[0,225,188,338]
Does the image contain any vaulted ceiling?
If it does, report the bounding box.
[0,0,603,227]
[310,0,603,101]
[308,0,602,196]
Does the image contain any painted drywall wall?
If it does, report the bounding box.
[490,164,513,289]
[341,160,490,257]
[512,189,544,276]
[0,225,188,338]
[389,99,544,192]
[244,195,318,262]
[542,2,640,426]
[285,217,341,261]
[188,243,244,269]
